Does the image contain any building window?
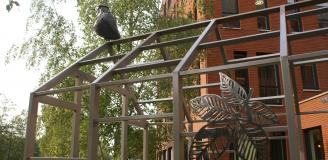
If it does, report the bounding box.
[304,127,325,160]
[234,51,249,93]
[318,12,328,28]
[289,0,303,32]
[270,132,287,160]
[317,3,328,28]
[301,64,319,90]
[256,0,270,30]
[290,10,303,32]
[222,0,240,28]
[257,53,281,105]
[168,147,172,160]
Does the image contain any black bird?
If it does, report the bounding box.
[94,5,121,41]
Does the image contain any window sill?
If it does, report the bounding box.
[259,29,271,32]
[303,89,321,92]
[222,27,241,30]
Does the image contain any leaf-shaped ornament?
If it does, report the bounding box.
[219,72,249,104]
[190,94,238,123]
[248,101,278,126]
[189,124,232,160]
[236,131,258,160]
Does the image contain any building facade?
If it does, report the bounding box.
[159,0,328,159]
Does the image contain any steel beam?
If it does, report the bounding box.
[94,32,158,83]
[182,82,221,90]
[113,59,181,74]
[71,78,82,158]
[285,0,328,10]
[35,85,90,96]
[38,96,78,111]
[97,73,172,87]
[78,54,126,66]
[96,113,173,122]
[215,26,228,64]
[172,72,185,160]
[293,58,328,65]
[180,57,280,76]
[286,7,328,19]
[143,127,149,160]
[174,20,217,72]
[289,50,328,62]
[35,43,109,92]
[106,33,150,45]
[279,6,304,160]
[87,84,100,160]
[141,36,199,50]
[228,53,280,63]
[23,93,39,160]
[137,97,173,104]
[121,89,128,160]
[199,31,280,49]
[288,27,328,40]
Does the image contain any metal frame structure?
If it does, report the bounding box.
[24,0,328,159]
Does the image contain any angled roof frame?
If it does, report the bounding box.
[24,0,328,159]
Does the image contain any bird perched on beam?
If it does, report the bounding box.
[94,5,121,51]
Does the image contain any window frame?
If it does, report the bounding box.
[256,0,270,31]
[234,51,249,93]
[221,0,240,28]
[301,63,319,90]
[257,52,282,105]
[304,126,325,160]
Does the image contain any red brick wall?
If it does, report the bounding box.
[161,0,328,159]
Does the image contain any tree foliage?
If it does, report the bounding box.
[0,93,28,160]
[6,0,203,159]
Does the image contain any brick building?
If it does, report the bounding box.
[159,0,328,159]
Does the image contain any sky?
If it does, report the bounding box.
[0,1,79,114]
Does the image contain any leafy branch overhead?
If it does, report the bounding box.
[6,0,19,11]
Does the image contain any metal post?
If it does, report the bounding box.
[87,84,100,160]
[71,77,82,157]
[214,27,228,64]
[279,6,304,160]
[121,91,129,160]
[23,93,39,160]
[187,123,193,159]
[172,72,185,160]
[290,65,305,160]
[143,126,149,160]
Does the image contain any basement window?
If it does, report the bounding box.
[222,0,240,28]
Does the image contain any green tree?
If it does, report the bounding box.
[6,0,203,159]
[0,93,27,160]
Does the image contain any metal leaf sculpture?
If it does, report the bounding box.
[190,94,238,123]
[189,72,278,160]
